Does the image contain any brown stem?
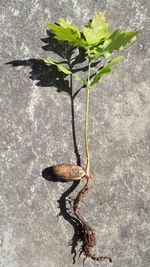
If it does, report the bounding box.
[73,175,112,264]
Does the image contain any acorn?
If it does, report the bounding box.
[51,164,85,181]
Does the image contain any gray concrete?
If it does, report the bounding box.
[0,0,150,266]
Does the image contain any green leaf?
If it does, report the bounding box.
[91,11,106,29]
[46,19,87,48]
[58,18,79,31]
[101,29,142,58]
[91,56,124,86]
[83,12,110,47]
[86,28,143,61]
[83,23,110,47]
[39,58,88,86]
[39,58,72,74]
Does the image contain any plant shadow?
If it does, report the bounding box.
[6,31,99,263]
[42,167,84,263]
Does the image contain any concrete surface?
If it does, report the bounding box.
[0,0,150,266]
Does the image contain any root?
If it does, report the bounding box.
[73,175,112,264]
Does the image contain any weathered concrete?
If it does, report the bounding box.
[0,0,150,266]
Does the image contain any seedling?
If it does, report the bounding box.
[40,12,142,264]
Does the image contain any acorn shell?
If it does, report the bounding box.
[51,164,85,181]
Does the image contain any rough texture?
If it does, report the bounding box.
[0,0,150,267]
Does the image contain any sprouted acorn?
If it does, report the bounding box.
[51,164,85,181]
[39,11,142,265]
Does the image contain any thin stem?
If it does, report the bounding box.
[85,58,91,175]
[73,56,112,264]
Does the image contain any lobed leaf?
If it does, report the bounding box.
[91,55,124,86]
[83,12,110,47]
[91,11,106,29]
[100,29,143,58]
[46,19,87,48]
[58,18,79,31]
[86,28,142,61]
[46,13,142,62]
[83,23,110,47]
[43,13,142,89]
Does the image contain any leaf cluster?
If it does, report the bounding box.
[40,12,142,88]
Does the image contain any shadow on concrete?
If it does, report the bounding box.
[6,33,88,166]
[6,31,100,166]
[42,166,83,263]
[6,30,100,263]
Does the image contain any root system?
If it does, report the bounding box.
[73,175,112,265]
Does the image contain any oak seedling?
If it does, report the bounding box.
[40,12,142,264]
